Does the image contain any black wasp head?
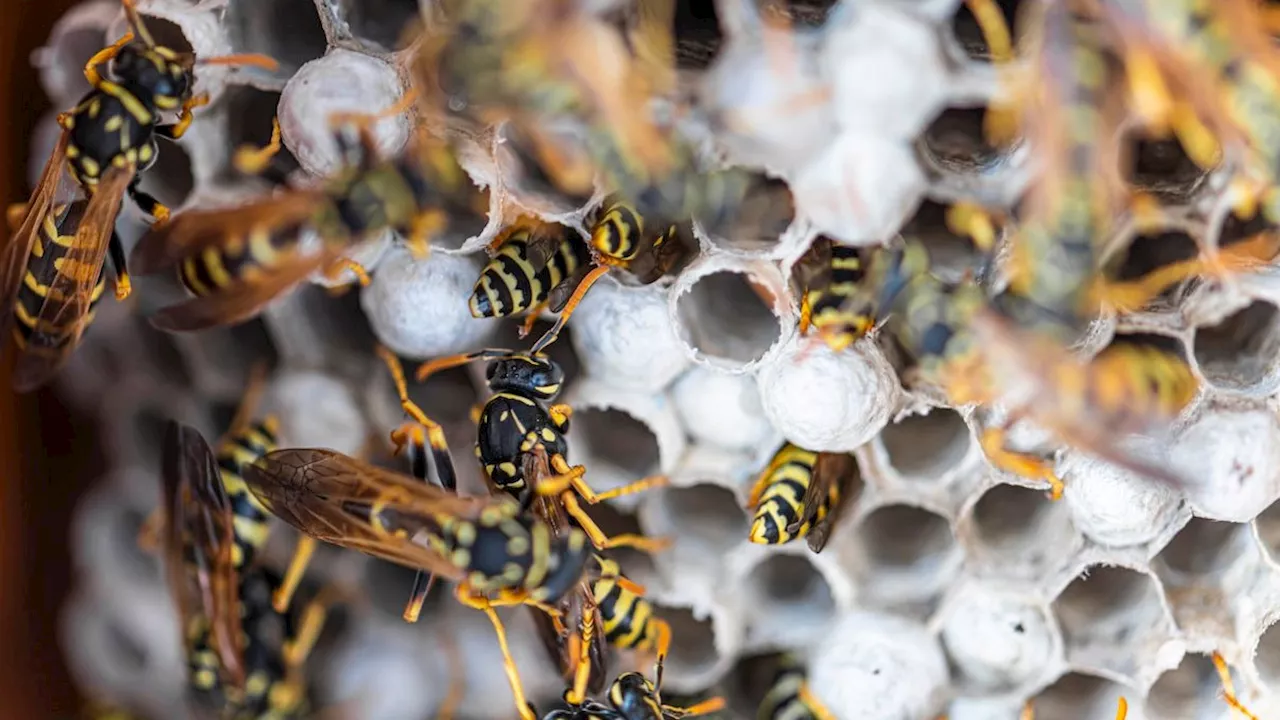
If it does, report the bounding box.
[486,353,563,400]
[112,42,192,111]
[607,672,659,719]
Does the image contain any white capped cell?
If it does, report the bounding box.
[567,275,691,392]
[1059,448,1190,549]
[1171,405,1280,522]
[671,365,774,453]
[267,370,367,457]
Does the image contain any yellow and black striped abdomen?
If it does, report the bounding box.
[469,229,588,318]
[179,225,305,298]
[749,444,836,546]
[12,207,107,354]
[808,245,865,334]
[1084,340,1199,426]
[758,657,821,720]
[591,197,645,262]
[592,556,659,651]
[216,417,280,569]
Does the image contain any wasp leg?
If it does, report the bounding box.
[457,591,537,720]
[664,697,727,718]
[405,209,448,259]
[561,490,672,553]
[1095,231,1279,313]
[221,361,271,444]
[155,94,211,141]
[519,301,550,340]
[530,264,611,354]
[415,348,517,383]
[797,684,837,720]
[127,183,171,226]
[272,535,318,613]
[979,426,1063,500]
[84,32,135,87]
[1020,701,1035,720]
[379,345,457,491]
[1124,47,1174,135]
[107,229,132,301]
[798,290,813,335]
[1114,697,1128,720]
[961,0,1017,144]
[650,617,671,689]
[565,602,597,705]
[1212,652,1259,720]
[437,626,464,720]
[233,117,282,176]
[321,258,371,290]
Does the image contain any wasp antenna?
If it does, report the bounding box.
[198,53,280,72]
[121,0,156,48]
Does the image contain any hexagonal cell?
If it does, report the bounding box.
[758,0,840,29]
[1051,564,1174,679]
[743,553,836,645]
[224,0,327,79]
[1155,517,1252,582]
[651,604,723,691]
[1147,652,1241,720]
[949,0,1022,62]
[877,408,973,483]
[855,504,961,607]
[1193,300,1280,394]
[1028,672,1130,720]
[573,405,662,482]
[674,269,782,366]
[217,86,298,180]
[698,175,796,255]
[723,651,790,719]
[899,199,992,284]
[674,0,725,70]
[1105,229,1201,309]
[334,0,422,53]
[1120,133,1210,202]
[1256,499,1280,566]
[648,483,751,560]
[917,105,1016,176]
[966,483,1079,581]
[939,583,1058,693]
[1256,619,1280,692]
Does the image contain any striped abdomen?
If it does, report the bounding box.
[592,556,660,651]
[429,503,591,604]
[758,656,821,720]
[749,444,837,546]
[216,417,280,569]
[469,228,588,318]
[12,205,107,354]
[178,224,306,298]
[808,244,865,335]
[592,197,645,262]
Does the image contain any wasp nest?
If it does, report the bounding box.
[38,0,1280,718]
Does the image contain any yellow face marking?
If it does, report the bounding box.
[506,533,529,556]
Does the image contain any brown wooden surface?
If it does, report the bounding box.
[3,0,99,717]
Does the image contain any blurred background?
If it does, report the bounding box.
[3,1,95,716]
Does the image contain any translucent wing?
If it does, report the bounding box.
[798,452,857,554]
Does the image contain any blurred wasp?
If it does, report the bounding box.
[2,0,275,390]
[470,220,592,338]
[793,237,870,353]
[746,443,856,552]
[242,445,594,719]
[1021,697,1129,720]
[130,105,489,332]
[756,654,835,720]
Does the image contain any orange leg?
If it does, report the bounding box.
[530,264,611,354]
[233,117,282,176]
[272,535,317,613]
[980,426,1063,500]
[1213,652,1259,720]
[84,32,134,87]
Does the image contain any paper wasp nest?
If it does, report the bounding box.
[40,0,1280,718]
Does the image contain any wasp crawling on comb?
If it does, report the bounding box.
[2,0,275,390]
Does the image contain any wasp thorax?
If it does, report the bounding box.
[486,355,564,399]
[112,44,190,109]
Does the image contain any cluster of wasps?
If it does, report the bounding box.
[14,0,1280,718]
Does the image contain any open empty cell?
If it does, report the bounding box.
[652,605,722,691]
[1122,133,1209,200]
[878,408,972,482]
[760,0,840,28]
[725,652,790,718]
[650,483,750,558]
[674,0,725,70]
[1029,672,1130,720]
[1156,517,1251,580]
[917,106,1013,175]
[1193,300,1280,392]
[744,554,835,638]
[968,483,1078,579]
[675,270,781,366]
[225,0,326,77]
[134,139,193,216]
[899,199,989,283]
[1257,620,1280,691]
[219,87,296,178]
[855,504,959,602]
[700,176,795,254]
[1257,499,1280,566]
[1215,206,1274,249]
[1106,230,1201,308]
[573,407,662,481]
[1147,652,1238,719]
[950,0,1023,61]
[337,0,422,52]
[1051,565,1171,674]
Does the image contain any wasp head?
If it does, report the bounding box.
[486,353,564,400]
[112,42,192,111]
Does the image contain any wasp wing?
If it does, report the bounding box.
[161,421,245,689]
[800,452,857,554]
[129,190,326,274]
[10,165,131,391]
[243,448,487,579]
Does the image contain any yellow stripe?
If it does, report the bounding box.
[22,272,49,297]
[99,81,154,124]
[201,246,232,288]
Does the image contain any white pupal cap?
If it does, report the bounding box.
[278,49,411,177]
[809,610,950,719]
[1171,405,1280,522]
[757,336,900,452]
[267,370,367,457]
[671,365,774,453]
[360,247,499,359]
[1059,448,1189,549]
[568,274,691,392]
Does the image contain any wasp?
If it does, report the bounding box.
[242,445,593,718]
[130,105,489,332]
[793,237,870,353]
[746,443,856,553]
[2,1,274,390]
[756,654,836,720]
[470,221,592,337]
